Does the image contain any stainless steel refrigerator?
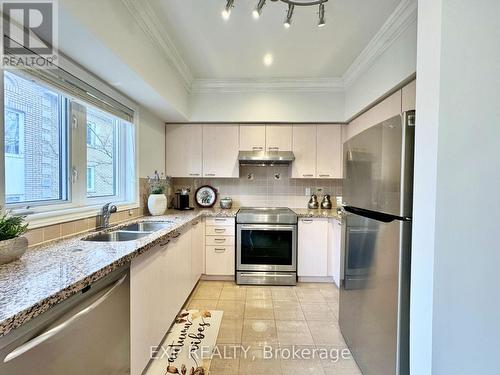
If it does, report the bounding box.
[339,111,415,375]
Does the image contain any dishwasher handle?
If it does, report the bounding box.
[3,274,127,363]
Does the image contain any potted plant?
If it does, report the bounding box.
[0,210,29,264]
[147,171,171,216]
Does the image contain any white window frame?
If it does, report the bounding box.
[1,57,139,228]
[86,166,95,192]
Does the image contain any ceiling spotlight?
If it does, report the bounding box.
[222,0,234,20]
[253,0,266,19]
[263,53,274,66]
[318,3,326,27]
[284,4,294,28]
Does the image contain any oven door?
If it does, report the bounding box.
[237,224,297,272]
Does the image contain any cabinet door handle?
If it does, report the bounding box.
[214,248,226,253]
[214,228,226,233]
[268,147,279,151]
[214,238,226,243]
[318,174,330,178]
[205,173,216,177]
[302,219,314,223]
[302,174,314,177]
[252,146,263,151]
[214,218,226,222]
[189,173,200,177]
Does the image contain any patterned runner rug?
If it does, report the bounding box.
[146,309,223,375]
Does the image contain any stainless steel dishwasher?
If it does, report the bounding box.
[0,267,130,375]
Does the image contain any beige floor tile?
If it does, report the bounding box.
[220,287,247,301]
[322,356,363,375]
[271,288,298,301]
[307,321,345,346]
[328,301,339,317]
[199,280,226,288]
[280,359,326,375]
[244,299,274,320]
[188,299,219,310]
[273,300,305,321]
[209,357,240,375]
[276,320,314,346]
[217,318,243,344]
[216,300,245,319]
[320,288,339,302]
[242,319,278,344]
[296,289,327,303]
[246,287,272,300]
[238,346,281,374]
[193,285,223,300]
[300,303,337,321]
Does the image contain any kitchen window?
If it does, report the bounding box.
[2,68,136,219]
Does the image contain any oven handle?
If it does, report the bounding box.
[239,224,296,231]
[240,273,293,278]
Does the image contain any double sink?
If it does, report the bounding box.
[83,221,173,242]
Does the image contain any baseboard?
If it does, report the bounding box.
[298,276,335,283]
[201,274,235,281]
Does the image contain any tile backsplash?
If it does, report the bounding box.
[173,166,342,208]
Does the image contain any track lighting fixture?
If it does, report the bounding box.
[253,0,266,19]
[318,3,326,27]
[221,0,234,20]
[283,4,294,28]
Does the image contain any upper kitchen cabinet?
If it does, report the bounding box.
[166,124,202,177]
[317,125,342,179]
[203,124,239,178]
[266,125,293,151]
[292,124,317,178]
[239,124,266,151]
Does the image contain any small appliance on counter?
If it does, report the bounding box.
[174,188,194,210]
[308,194,319,209]
[321,194,333,209]
[220,197,233,209]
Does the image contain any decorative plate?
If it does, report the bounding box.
[195,185,217,208]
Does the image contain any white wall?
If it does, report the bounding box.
[344,20,417,120]
[190,90,345,123]
[138,108,165,178]
[60,0,190,122]
[411,1,500,374]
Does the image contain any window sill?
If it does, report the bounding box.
[24,202,140,229]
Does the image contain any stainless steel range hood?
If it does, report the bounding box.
[238,150,295,165]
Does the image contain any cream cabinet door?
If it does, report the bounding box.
[292,124,317,179]
[239,124,266,151]
[298,218,329,277]
[165,124,202,177]
[317,125,342,179]
[191,218,205,288]
[202,124,239,178]
[266,124,292,151]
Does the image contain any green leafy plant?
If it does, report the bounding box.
[147,170,171,195]
[0,210,28,241]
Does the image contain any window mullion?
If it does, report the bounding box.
[70,101,87,207]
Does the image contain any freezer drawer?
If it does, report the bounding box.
[0,268,130,375]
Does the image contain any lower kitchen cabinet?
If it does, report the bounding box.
[298,218,329,277]
[205,218,235,276]
[329,218,343,287]
[130,227,192,375]
[190,218,205,289]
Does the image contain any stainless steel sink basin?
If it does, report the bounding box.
[119,222,172,232]
[83,231,149,242]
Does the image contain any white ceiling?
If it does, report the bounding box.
[148,0,401,79]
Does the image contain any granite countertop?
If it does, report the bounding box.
[0,206,339,338]
[0,208,237,338]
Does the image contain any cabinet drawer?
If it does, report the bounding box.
[206,236,235,246]
[205,217,235,227]
[205,226,235,236]
[205,246,235,275]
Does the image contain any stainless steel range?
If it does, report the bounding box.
[236,207,297,286]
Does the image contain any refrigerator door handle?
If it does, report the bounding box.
[344,206,411,223]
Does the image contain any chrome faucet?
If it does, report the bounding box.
[100,203,117,229]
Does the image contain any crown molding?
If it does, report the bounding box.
[342,0,417,88]
[121,0,194,91]
[191,77,345,94]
